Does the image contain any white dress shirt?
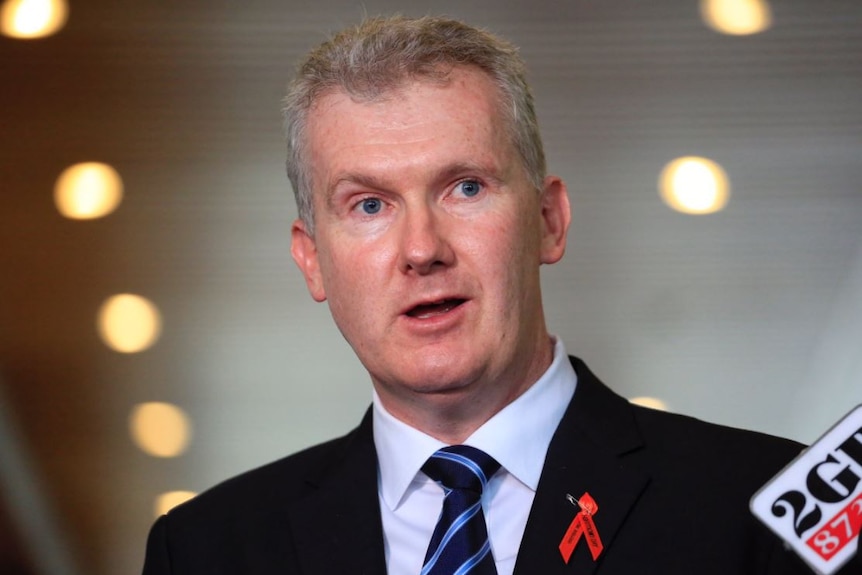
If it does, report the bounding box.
[373,338,577,575]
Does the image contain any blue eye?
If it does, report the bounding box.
[359,198,382,214]
[457,180,482,197]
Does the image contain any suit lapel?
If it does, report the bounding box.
[514,358,651,575]
[288,410,387,575]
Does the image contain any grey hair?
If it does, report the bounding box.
[282,15,546,235]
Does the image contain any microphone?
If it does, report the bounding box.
[751,405,862,575]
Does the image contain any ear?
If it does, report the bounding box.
[290,219,327,302]
[538,175,571,265]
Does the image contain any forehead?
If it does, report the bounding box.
[305,67,514,192]
[311,64,504,122]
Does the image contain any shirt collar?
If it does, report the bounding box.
[373,338,577,511]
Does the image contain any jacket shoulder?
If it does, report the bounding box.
[630,403,804,485]
[164,416,367,528]
[142,410,380,574]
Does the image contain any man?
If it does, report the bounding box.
[142,15,858,574]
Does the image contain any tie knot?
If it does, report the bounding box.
[422,445,500,494]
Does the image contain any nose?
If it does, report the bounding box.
[398,202,454,275]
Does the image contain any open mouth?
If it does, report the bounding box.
[405,298,466,319]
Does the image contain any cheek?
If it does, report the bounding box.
[324,263,379,345]
[488,203,540,260]
[489,210,543,299]
[464,217,529,296]
[318,239,391,315]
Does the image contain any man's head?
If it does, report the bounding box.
[287,15,570,441]
[283,15,547,235]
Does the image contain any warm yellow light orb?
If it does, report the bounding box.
[659,156,730,215]
[130,402,192,458]
[54,162,123,220]
[0,0,68,39]
[701,0,772,36]
[97,294,162,353]
[154,491,197,517]
[630,396,670,411]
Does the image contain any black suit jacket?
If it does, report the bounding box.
[142,358,860,574]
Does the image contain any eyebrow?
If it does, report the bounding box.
[324,173,384,212]
[436,161,507,186]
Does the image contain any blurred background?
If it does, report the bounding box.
[1,0,861,573]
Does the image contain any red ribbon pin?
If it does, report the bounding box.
[559,492,604,563]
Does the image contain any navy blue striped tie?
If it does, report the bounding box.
[421,445,501,575]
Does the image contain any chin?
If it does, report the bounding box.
[402,360,484,395]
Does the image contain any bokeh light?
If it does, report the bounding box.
[1,0,68,39]
[130,402,192,458]
[97,294,162,353]
[54,162,123,220]
[659,156,730,215]
[630,396,670,411]
[154,491,197,517]
[701,0,772,36]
